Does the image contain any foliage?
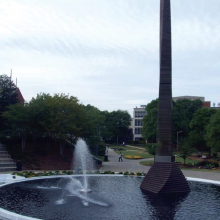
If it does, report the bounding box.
[142,98,203,143]
[104,110,132,142]
[172,101,189,140]
[2,92,132,159]
[175,99,203,123]
[178,139,196,164]
[0,74,19,133]
[205,110,220,154]
[28,93,53,144]
[188,108,217,152]
[142,99,158,142]
[196,161,219,168]
[83,104,106,139]
[103,171,115,174]
[147,144,157,156]
[2,104,30,150]
[12,170,148,178]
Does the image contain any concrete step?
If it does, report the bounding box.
[0,163,16,168]
[0,155,11,158]
[0,167,17,172]
[0,158,13,163]
[0,152,9,156]
[0,147,6,151]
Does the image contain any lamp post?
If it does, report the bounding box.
[177,131,182,152]
[96,125,106,156]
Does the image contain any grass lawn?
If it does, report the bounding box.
[140,157,200,166]
[175,157,199,164]
[110,145,153,159]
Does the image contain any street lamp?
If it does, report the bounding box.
[96,125,106,156]
[177,131,182,152]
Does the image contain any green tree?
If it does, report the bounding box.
[172,101,189,140]
[142,98,203,143]
[178,139,196,164]
[147,144,157,161]
[104,110,131,144]
[189,108,217,153]
[28,93,53,147]
[205,110,220,155]
[83,105,106,139]
[2,104,30,151]
[48,94,86,156]
[0,74,18,133]
[83,105,107,155]
[142,99,158,142]
[175,99,203,123]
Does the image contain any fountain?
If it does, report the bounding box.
[1,139,220,219]
[73,139,95,193]
[1,176,220,220]
[0,1,220,219]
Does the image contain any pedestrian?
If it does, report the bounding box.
[106,145,109,154]
[122,142,125,146]
[119,152,123,162]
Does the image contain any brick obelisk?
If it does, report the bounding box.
[140,0,190,193]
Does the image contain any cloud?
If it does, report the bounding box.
[0,0,219,115]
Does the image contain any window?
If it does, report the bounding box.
[135,128,142,134]
[135,119,143,126]
[135,111,146,118]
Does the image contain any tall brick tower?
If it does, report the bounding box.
[140,0,190,193]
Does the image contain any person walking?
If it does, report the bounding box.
[106,145,109,154]
[119,152,123,162]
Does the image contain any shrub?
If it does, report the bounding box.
[124,171,129,175]
[196,161,219,168]
[103,171,115,174]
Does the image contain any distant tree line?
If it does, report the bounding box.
[0,74,131,156]
[142,98,220,157]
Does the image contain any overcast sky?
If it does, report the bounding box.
[0,0,219,115]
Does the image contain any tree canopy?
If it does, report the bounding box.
[205,110,220,154]
[142,98,203,144]
[0,74,18,133]
[2,92,132,156]
[188,108,217,152]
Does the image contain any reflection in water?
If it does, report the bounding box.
[142,191,189,220]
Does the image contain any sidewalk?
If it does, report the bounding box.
[100,149,153,173]
[1,149,220,182]
[101,149,220,181]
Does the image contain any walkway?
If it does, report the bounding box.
[100,148,153,173]
[101,149,220,181]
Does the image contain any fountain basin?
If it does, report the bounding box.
[0,175,220,220]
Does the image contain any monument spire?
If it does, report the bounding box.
[140,0,190,193]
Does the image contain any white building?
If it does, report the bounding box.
[132,105,147,141]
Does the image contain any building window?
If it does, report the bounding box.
[135,128,142,134]
[135,119,143,126]
[135,111,146,118]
